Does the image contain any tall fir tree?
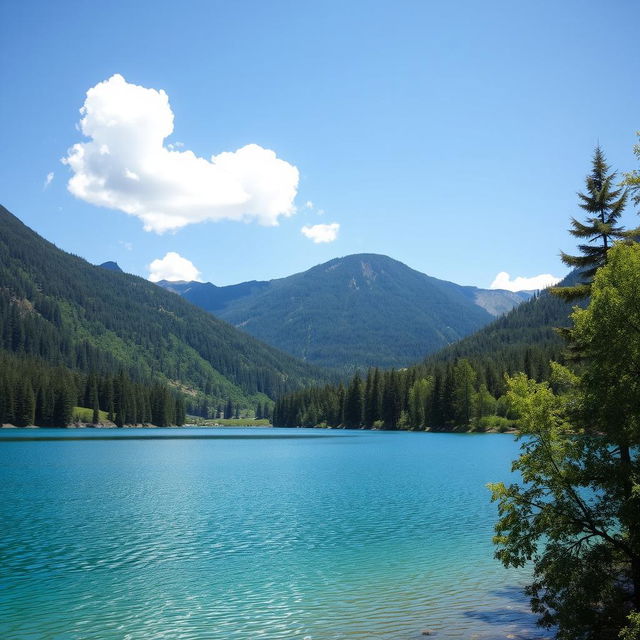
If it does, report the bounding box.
[553,146,628,301]
[343,372,363,428]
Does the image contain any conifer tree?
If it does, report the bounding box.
[343,372,363,428]
[15,379,35,427]
[553,146,628,301]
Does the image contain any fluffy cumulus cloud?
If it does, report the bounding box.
[148,252,202,282]
[490,271,561,292]
[301,222,340,243]
[63,74,300,233]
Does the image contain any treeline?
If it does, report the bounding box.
[0,353,185,427]
[273,358,531,430]
[186,397,272,421]
[273,270,580,430]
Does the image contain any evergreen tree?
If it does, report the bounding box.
[52,380,74,427]
[382,370,402,429]
[553,146,628,301]
[14,379,35,427]
[364,368,381,426]
[343,372,363,428]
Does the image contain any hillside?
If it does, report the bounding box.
[158,254,531,370]
[423,269,582,385]
[0,205,328,416]
[273,271,580,430]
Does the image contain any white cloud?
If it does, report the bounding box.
[301,222,340,243]
[490,271,561,292]
[63,74,299,233]
[304,200,314,209]
[44,172,54,189]
[148,252,202,282]
[119,240,133,251]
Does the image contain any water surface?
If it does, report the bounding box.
[0,428,550,639]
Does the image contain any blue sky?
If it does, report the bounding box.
[1,0,638,290]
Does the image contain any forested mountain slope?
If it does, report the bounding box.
[158,254,530,370]
[422,269,582,383]
[0,205,328,415]
[272,271,580,430]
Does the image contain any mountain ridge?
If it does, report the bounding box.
[0,205,330,417]
[156,253,534,370]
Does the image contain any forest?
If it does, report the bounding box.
[0,205,331,425]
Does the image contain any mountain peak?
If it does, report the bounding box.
[157,252,532,370]
[99,261,123,273]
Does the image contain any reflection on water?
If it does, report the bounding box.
[0,428,550,639]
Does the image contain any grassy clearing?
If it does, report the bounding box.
[72,406,110,423]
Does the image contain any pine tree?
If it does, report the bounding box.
[553,146,628,301]
[343,372,363,428]
[364,368,381,427]
[14,379,35,427]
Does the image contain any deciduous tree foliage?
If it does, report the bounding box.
[490,243,640,640]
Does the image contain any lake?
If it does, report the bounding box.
[0,428,550,639]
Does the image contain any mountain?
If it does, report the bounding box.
[0,205,329,416]
[273,271,580,431]
[158,254,532,370]
[99,261,123,272]
[423,269,582,383]
[159,279,270,313]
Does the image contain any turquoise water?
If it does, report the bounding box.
[0,428,550,640]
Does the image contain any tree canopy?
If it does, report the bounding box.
[490,242,640,639]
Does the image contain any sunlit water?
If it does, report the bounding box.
[0,428,550,640]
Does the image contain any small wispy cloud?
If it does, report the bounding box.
[119,240,133,251]
[490,271,561,292]
[148,252,202,282]
[43,172,54,189]
[301,222,340,244]
[304,200,314,209]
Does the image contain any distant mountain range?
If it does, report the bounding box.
[156,254,533,370]
[0,206,329,415]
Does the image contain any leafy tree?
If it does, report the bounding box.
[553,146,628,301]
[473,384,496,424]
[622,131,640,208]
[452,359,476,427]
[620,612,640,640]
[408,377,432,429]
[490,243,640,639]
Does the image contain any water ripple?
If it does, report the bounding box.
[0,429,550,639]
